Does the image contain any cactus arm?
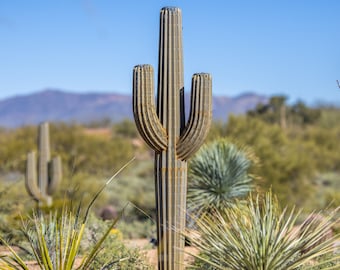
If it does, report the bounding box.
[177,73,212,160]
[25,151,44,202]
[133,65,168,152]
[47,156,62,195]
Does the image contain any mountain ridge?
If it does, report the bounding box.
[0,89,268,127]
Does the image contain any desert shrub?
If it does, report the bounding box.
[186,191,340,270]
[0,206,123,269]
[0,159,137,269]
[0,180,34,243]
[57,172,109,210]
[112,119,139,139]
[295,126,340,172]
[0,123,135,176]
[103,160,156,221]
[82,214,153,269]
[117,219,156,240]
[306,172,340,210]
[316,106,340,129]
[205,104,340,211]
[0,126,36,173]
[188,139,256,215]
[222,116,320,207]
[50,123,134,176]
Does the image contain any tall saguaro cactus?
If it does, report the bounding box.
[25,122,62,206]
[133,7,212,270]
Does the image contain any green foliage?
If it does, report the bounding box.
[289,101,321,126]
[117,219,156,240]
[188,139,255,214]
[82,214,153,269]
[315,106,340,129]
[0,159,156,243]
[187,191,340,270]
[112,119,139,139]
[0,159,136,270]
[247,96,321,127]
[102,160,156,221]
[0,99,339,247]
[205,121,226,141]
[248,95,288,127]
[57,173,110,211]
[310,172,340,209]
[0,126,36,173]
[0,123,134,177]
[50,123,134,176]
[0,180,28,243]
[223,116,316,207]
[206,108,340,210]
[58,160,156,239]
[0,206,123,269]
[294,126,340,172]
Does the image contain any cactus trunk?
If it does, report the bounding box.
[155,155,187,268]
[155,7,186,268]
[133,7,212,270]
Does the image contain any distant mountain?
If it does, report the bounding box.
[0,89,268,127]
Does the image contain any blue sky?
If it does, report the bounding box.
[1,0,339,105]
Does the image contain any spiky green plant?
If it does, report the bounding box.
[186,191,340,270]
[0,159,135,270]
[188,139,255,214]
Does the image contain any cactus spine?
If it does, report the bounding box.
[25,122,62,206]
[133,7,212,270]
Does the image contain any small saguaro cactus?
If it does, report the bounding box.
[25,122,62,207]
[133,7,212,270]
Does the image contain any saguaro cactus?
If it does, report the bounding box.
[25,122,62,206]
[133,7,212,270]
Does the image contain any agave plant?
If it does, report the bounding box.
[188,139,256,214]
[0,159,134,270]
[186,191,340,270]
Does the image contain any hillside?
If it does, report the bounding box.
[0,89,268,127]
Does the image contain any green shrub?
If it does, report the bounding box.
[0,206,123,269]
[83,214,153,269]
[188,139,256,215]
[0,159,140,269]
[186,191,340,270]
[117,219,156,240]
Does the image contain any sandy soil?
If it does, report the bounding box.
[0,239,198,269]
[125,238,198,267]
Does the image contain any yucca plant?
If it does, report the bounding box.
[188,139,256,214]
[186,191,340,270]
[0,159,135,270]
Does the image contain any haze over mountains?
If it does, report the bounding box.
[0,89,268,127]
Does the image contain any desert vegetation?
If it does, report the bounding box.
[0,97,339,268]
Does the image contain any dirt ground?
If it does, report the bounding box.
[125,238,198,267]
[0,239,198,269]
